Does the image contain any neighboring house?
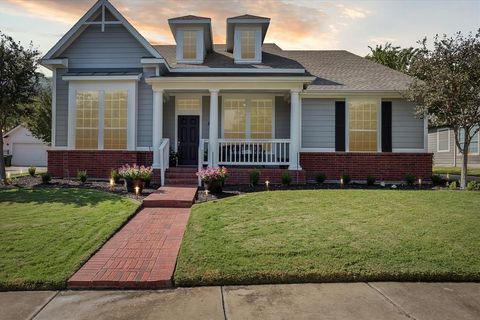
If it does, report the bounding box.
[41,0,431,185]
[428,126,480,167]
[3,125,49,167]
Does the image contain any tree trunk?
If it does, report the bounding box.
[461,150,468,189]
[0,134,6,184]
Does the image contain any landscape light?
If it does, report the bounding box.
[109,178,115,188]
[135,186,140,197]
[205,189,209,201]
[340,178,344,187]
[418,178,422,186]
[265,180,270,191]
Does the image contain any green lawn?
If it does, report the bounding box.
[0,187,139,290]
[433,166,480,177]
[175,190,480,286]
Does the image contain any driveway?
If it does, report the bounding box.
[2,282,479,320]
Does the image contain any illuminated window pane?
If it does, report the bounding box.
[177,98,200,112]
[241,30,255,59]
[183,30,197,59]
[348,99,377,152]
[104,90,128,150]
[223,99,246,139]
[250,99,273,139]
[75,91,98,149]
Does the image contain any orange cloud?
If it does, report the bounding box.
[4,0,367,49]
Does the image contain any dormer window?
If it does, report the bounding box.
[183,30,197,59]
[240,30,255,59]
[168,15,213,64]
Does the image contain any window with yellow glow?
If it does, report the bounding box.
[177,98,200,112]
[223,99,247,139]
[75,91,99,149]
[183,30,197,59]
[250,99,273,139]
[348,99,378,152]
[241,30,255,59]
[104,90,128,150]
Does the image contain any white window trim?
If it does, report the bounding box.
[176,28,204,64]
[220,94,276,139]
[174,94,203,153]
[456,127,480,155]
[437,128,451,153]
[67,80,137,151]
[233,26,262,64]
[345,97,381,153]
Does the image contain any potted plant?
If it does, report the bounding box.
[196,167,229,193]
[119,164,143,193]
[140,166,153,188]
[169,149,178,167]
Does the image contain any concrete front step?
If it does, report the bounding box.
[143,185,198,208]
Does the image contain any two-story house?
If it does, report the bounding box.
[41,0,432,185]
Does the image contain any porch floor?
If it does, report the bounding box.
[67,185,197,289]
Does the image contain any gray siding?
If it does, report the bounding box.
[163,96,175,143]
[60,24,152,68]
[275,96,290,139]
[391,99,424,150]
[136,68,155,148]
[301,99,335,149]
[428,127,480,166]
[55,68,68,146]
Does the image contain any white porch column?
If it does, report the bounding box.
[208,89,219,167]
[289,89,302,170]
[152,89,164,168]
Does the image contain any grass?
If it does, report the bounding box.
[175,189,480,286]
[433,166,480,177]
[0,187,139,290]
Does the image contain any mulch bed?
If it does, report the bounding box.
[1,175,159,201]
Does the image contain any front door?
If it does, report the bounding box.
[177,115,199,166]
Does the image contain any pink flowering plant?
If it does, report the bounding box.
[118,164,153,182]
[196,167,229,185]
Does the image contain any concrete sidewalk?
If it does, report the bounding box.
[2,282,479,320]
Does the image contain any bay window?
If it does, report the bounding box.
[348,98,378,152]
[222,96,273,139]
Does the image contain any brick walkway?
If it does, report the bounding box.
[68,186,197,289]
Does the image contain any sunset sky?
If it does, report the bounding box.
[0,0,478,75]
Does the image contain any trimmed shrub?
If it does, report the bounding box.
[431,174,442,185]
[77,170,88,184]
[405,173,416,186]
[28,166,36,176]
[281,171,292,185]
[341,174,351,185]
[40,172,51,184]
[448,180,458,190]
[315,172,326,184]
[249,169,260,186]
[467,181,480,191]
[366,176,376,186]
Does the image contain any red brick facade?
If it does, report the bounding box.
[224,168,307,185]
[300,152,433,182]
[48,150,153,179]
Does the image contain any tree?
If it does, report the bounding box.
[366,42,425,75]
[0,31,40,183]
[23,79,52,144]
[406,30,480,189]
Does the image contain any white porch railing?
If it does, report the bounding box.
[159,138,170,186]
[218,139,290,165]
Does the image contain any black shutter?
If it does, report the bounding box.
[381,101,392,152]
[335,101,346,151]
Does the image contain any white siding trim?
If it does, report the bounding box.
[51,68,57,147]
[437,128,451,152]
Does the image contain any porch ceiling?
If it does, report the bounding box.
[145,76,314,92]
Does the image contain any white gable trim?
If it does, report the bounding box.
[42,0,161,61]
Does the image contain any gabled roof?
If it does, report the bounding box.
[168,14,213,52]
[2,125,23,138]
[226,14,270,52]
[227,14,270,21]
[168,15,211,22]
[41,0,162,62]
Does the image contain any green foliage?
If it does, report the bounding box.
[341,174,351,185]
[40,172,51,184]
[249,169,260,186]
[448,181,458,190]
[23,82,51,144]
[405,173,416,186]
[281,171,292,185]
[366,42,425,74]
[366,176,376,186]
[110,169,120,184]
[431,174,443,185]
[315,172,326,184]
[28,166,36,177]
[77,170,88,183]
[467,181,480,191]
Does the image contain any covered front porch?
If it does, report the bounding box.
[146,76,312,185]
